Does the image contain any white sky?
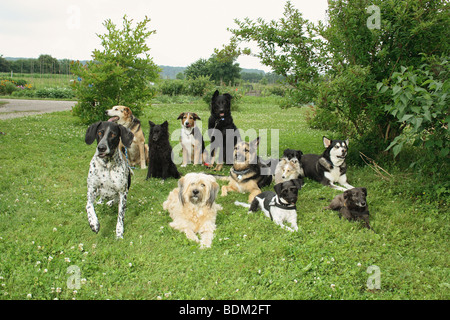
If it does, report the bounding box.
[0,0,328,72]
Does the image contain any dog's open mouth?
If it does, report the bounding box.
[219,113,225,117]
[98,152,108,158]
[108,116,119,122]
[190,195,200,203]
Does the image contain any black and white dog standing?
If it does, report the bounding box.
[235,179,303,232]
[301,137,354,192]
[85,121,134,239]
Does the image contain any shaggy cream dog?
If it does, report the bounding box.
[163,173,222,249]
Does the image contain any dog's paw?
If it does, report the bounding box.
[89,221,100,234]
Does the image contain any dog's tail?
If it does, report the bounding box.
[234,201,251,209]
[209,174,230,182]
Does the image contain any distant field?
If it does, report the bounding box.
[0,73,76,89]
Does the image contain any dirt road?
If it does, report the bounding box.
[0,99,76,120]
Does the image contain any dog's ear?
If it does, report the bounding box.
[162,120,169,128]
[192,113,201,120]
[206,180,219,207]
[149,120,155,127]
[361,187,367,196]
[124,107,131,117]
[177,113,185,120]
[212,90,219,101]
[292,178,303,189]
[178,176,185,206]
[223,93,232,101]
[345,139,349,147]
[323,136,331,148]
[296,150,303,159]
[343,190,350,199]
[274,182,283,196]
[85,121,102,145]
[250,136,260,149]
[119,125,134,148]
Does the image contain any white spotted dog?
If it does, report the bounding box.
[85,121,134,239]
[301,137,354,192]
[235,179,303,232]
[177,112,206,167]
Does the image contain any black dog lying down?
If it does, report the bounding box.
[324,187,373,230]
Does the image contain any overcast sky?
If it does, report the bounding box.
[0,0,328,72]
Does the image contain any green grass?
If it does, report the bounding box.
[0,96,448,300]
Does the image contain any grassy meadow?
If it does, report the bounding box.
[0,95,448,300]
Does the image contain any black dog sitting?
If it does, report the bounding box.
[235,179,303,232]
[207,90,241,171]
[146,120,180,180]
[324,187,372,230]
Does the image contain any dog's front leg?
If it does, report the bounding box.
[115,192,127,239]
[338,174,354,190]
[199,221,216,249]
[86,187,100,233]
[329,182,347,192]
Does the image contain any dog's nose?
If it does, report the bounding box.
[193,189,199,195]
[98,145,107,152]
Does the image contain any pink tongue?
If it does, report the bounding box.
[108,117,119,122]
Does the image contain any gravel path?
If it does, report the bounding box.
[0,99,76,120]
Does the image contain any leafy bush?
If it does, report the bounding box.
[71,15,160,124]
[0,80,18,95]
[158,79,187,96]
[379,55,449,163]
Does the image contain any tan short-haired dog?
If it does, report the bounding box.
[163,173,222,249]
[106,105,149,169]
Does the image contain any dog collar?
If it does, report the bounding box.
[269,196,297,211]
[232,168,251,180]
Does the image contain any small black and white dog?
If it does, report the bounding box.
[207,90,241,171]
[235,179,303,232]
[301,136,354,192]
[85,121,134,239]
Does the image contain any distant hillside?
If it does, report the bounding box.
[159,65,186,79]
[3,57,266,79]
[159,65,266,79]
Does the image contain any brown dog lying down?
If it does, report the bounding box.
[324,187,373,230]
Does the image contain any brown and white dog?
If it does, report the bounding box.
[106,105,149,169]
[177,112,206,167]
[163,173,222,249]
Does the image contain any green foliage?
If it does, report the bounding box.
[220,1,324,106]
[380,55,449,165]
[184,56,241,85]
[70,15,160,124]
[221,0,449,167]
[157,76,214,97]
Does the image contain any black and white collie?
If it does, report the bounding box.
[301,136,354,192]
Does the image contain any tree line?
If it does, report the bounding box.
[0,55,72,74]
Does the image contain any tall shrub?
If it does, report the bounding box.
[71,15,160,124]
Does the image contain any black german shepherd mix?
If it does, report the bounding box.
[207,90,241,171]
[301,136,354,192]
